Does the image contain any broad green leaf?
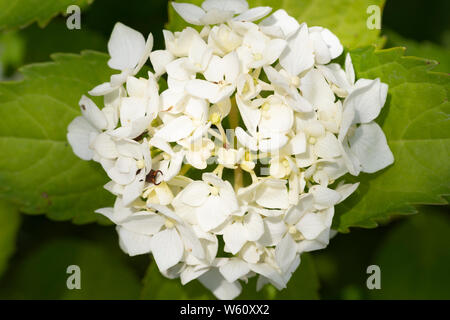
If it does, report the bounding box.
[0,200,20,277]
[369,206,450,299]
[141,261,214,299]
[238,253,319,299]
[0,237,141,299]
[385,30,450,73]
[334,47,450,232]
[0,51,115,224]
[0,0,93,30]
[166,0,385,49]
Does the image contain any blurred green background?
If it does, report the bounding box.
[0,0,448,299]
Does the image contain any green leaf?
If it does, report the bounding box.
[0,51,115,224]
[166,0,385,49]
[0,0,93,30]
[141,261,215,299]
[369,206,450,299]
[238,253,320,299]
[385,29,450,73]
[0,237,141,299]
[334,47,450,232]
[0,200,20,277]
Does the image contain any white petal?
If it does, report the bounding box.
[258,133,289,153]
[297,228,330,253]
[255,179,289,209]
[249,263,286,289]
[166,57,194,80]
[121,212,166,235]
[120,97,147,126]
[321,28,343,59]
[240,243,261,263]
[117,226,152,256]
[215,182,240,214]
[95,207,114,221]
[117,140,142,161]
[107,159,137,185]
[155,116,194,142]
[200,9,234,25]
[67,116,96,160]
[263,65,289,90]
[203,55,224,82]
[180,266,209,285]
[92,132,119,159]
[300,68,335,107]
[309,185,341,208]
[285,193,314,225]
[259,9,300,38]
[185,79,221,102]
[259,102,293,133]
[177,224,205,260]
[79,95,108,129]
[310,28,331,64]
[236,94,261,134]
[262,38,287,65]
[219,258,250,283]
[151,228,184,272]
[345,53,355,85]
[107,22,146,71]
[236,127,258,151]
[338,102,356,141]
[122,169,146,206]
[196,196,230,231]
[314,132,341,158]
[184,96,208,121]
[149,204,182,222]
[133,33,154,74]
[202,0,248,14]
[336,182,359,203]
[189,36,213,71]
[165,151,185,180]
[349,122,394,173]
[340,138,360,175]
[296,212,328,240]
[275,234,297,273]
[181,181,210,206]
[234,7,272,22]
[279,23,314,76]
[96,197,134,223]
[258,217,286,247]
[223,222,247,254]
[222,51,240,84]
[172,2,205,26]
[344,78,387,124]
[243,212,264,241]
[286,92,313,113]
[88,82,117,96]
[198,268,242,300]
[150,50,174,77]
[285,132,306,155]
[154,184,175,205]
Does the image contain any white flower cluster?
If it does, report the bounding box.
[67,0,394,299]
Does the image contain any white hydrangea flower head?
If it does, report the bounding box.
[67,0,394,300]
